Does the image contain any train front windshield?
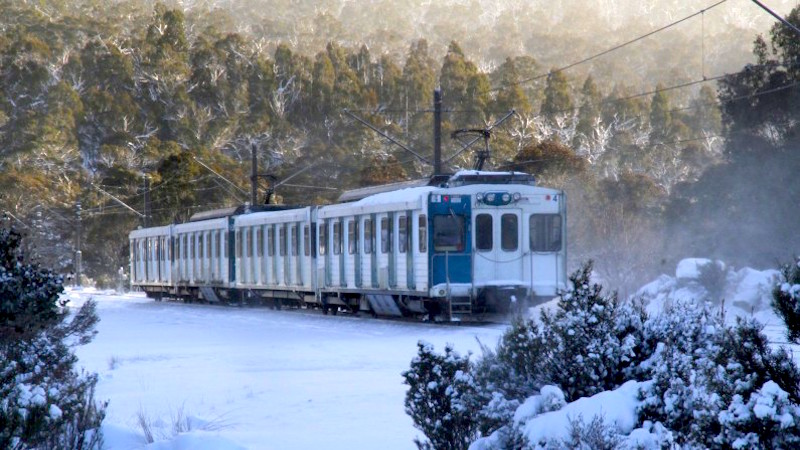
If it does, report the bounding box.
[433,215,465,252]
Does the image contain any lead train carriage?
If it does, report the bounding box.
[129,171,567,319]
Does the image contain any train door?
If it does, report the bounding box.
[346,218,357,288]
[254,226,262,285]
[413,213,428,290]
[473,209,524,285]
[380,214,393,289]
[395,213,409,289]
[527,212,565,295]
[289,223,299,286]
[278,224,287,286]
[300,224,309,286]
[428,194,472,288]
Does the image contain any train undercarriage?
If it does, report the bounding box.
[138,284,543,322]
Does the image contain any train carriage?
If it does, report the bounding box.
[425,175,567,314]
[232,207,315,305]
[129,171,568,319]
[172,217,230,289]
[315,186,435,314]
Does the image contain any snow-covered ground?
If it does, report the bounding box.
[68,258,799,449]
[67,289,505,450]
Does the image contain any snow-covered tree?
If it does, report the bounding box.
[772,257,800,344]
[541,261,648,402]
[0,226,105,449]
[402,341,479,450]
[639,300,800,448]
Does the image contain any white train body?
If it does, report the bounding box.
[129,172,567,318]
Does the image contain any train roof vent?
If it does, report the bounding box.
[337,178,431,203]
[448,170,535,186]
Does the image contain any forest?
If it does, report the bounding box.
[0,0,798,290]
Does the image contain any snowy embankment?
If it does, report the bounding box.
[66,290,504,450]
[69,258,796,449]
[474,258,797,449]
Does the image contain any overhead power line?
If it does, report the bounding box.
[750,0,800,37]
[494,0,729,92]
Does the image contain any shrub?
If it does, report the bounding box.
[402,341,479,450]
[697,260,729,303]
[772,257,800,343]
[0,226,105,449]
[540,261,648,402]
[639,301,800,448]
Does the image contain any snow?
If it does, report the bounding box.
[63,257,800,449]
[519,380,646,446]
[65,288,504,449]
[675,257,715,280]
[499,258,798,448]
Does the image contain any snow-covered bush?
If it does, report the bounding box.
[0,226,105,449]
[772,257,800,343]
[697,260,729,303]
[639,301,800,448]
[461,262,650,447]
[402,341,479,450]
[540,261,649,402]
[470,316,549,435]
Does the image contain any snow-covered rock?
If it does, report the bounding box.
[675,258,715,280]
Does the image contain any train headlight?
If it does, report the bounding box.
[502,193,511,203]
[485,193,496,203]
[476,192,484,203]
[512,192,521,202]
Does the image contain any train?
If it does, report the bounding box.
[129,170,567,320]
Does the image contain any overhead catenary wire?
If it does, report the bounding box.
[492,0,729,92]
[750,0,800,37]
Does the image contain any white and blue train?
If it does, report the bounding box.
[129,171,567,319]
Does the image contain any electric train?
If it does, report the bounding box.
[129,170,566,319]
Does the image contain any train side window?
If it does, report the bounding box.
[190,234,195,259]
[198,234,204,259]
[418,215,427,253]
[291,224,298,256]
[215,231,221,258]
[398,215,407,253]
[268,226,275,256]
[333,221,341,255]
[279,225,287,256]
[475,214,493,251]
[433,215,464,252]
[381,216,393,254]
[363,218,372,254]
[182,235,187,261]
[235,230,241,258]
[304,225,310,256]
[319,223,327,255]
[529,214,562,252]
[347,220,357,254]
[257,227,264,257]
[501,214,518,251]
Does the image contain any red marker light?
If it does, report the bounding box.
[443,195,449,202]
[545,195,551,201]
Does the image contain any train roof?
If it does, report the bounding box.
[188,204,306,222]
[336,171,536,203]
[448,170,535,186]
[336,178,432,203]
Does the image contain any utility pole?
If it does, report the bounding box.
[75,202,82,287]
[251,143,258,206]
[143,174,150,227]
[433,88,443,176]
